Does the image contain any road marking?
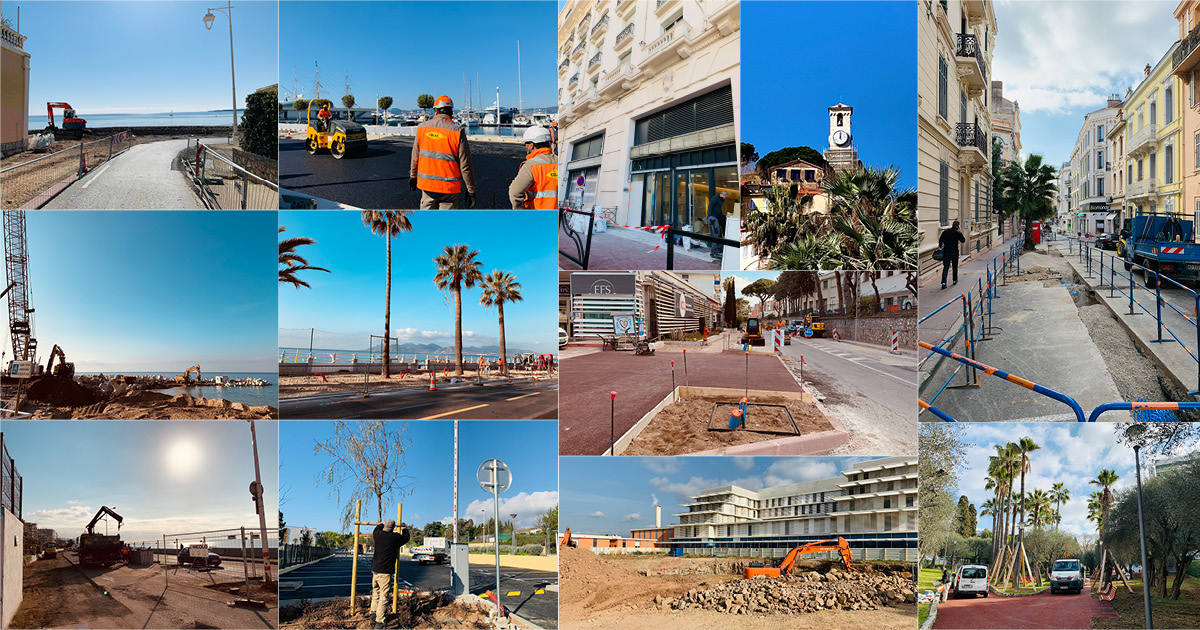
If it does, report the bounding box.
[791,346,914,386]
[535,589,545,594]
[81,164,111,189]
[505,392,540,401]
[507,591,521,596]
[419,404,488,420]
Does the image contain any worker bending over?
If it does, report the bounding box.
[410,95,476,209]
[509,126,558,209]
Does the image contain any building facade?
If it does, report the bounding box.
[1,19,31,157]
[560,271,719,340]
[1123,44,1185,222]
[1106,111,1127,228]
[1057,161,1073,225]
[669,456,917,557]
[1067,97,1122,236]
[1174,2,1200,220]
[557,0,740,237]
[990,80,1021,239]
[917,0,998,283]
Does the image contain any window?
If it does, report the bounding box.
[939,162,949,224]
[1097,150,1104,170]
[938,55,948,119]
[1151,101,1157,125]
[1166,145,1174,184]
[960,89,967,127]
[1097,124,1105,140]
[571,134,605,161]
[632,85,733,145]
[1166,86,1174,123]
[1129,164,1134,184]
[1138,159,1144,180]
[1196,132,1200,170]
[973,180,979,221]
[1097,177,1104,196]
[1151,153,1157,179]
[906,496,915,507]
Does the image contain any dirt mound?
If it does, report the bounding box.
[280,592,490,629]
[668,567,916,615]
[560,547,702,620]
[24,376,103,407]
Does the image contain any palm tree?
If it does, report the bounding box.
[278,226,330,289]
[1050,482,1070,531]
[997,154,1058,251]
[824,165,918,270]
[1009,437,1039,586]
[479,270,523,376]
[770,233,843,270]
[433,244,483,376]
[1090,469,1120,584]
[1026,489,1052,530]
[362,211,413,378]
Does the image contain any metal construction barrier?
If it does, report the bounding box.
[665,227,740,270]
[1086,400,1200,422]
[157,527,278,586]
[281,542,335,568]
[0,433,21,518]
[182,141,279,210]
[0,131,133,209]
[559,207,595,269]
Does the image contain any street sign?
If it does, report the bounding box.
[189,543,209,558]
[576,175,585,187]
[477,459,511,494]
[8,361,33,379]
[804,329,814,338]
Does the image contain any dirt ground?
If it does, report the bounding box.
[622,394,831,455]
[8,555,136,629]
[279,369,554,399]
[279,592,493,629]
[24,389,277,419]
[559,548,914,630]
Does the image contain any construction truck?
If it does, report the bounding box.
[743,537,854,578]
[78,506,124,567]
[411,537,449,565]
[45,102,88,140]
[741,317,765,346]
[46,344,75,380]
[174,364,201,384]
[1122,213,1200,282]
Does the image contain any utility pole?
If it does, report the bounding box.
[314,62,322,100]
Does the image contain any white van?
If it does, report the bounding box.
[1050,558,1084,594]
[953,564,990,598]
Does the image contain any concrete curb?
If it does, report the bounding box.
[920,590,939,630]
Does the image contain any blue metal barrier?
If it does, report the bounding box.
[1086,400,1200,422]
[919,399,956,422]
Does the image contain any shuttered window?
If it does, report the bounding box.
[938,55,948,119]
[633,85,733,145]
[939,162,950,225]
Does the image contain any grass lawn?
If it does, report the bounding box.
[1091,575,1200,629]
[918,568,941,627]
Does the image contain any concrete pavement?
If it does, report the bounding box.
[558,224,723,270]
[933,585,1117,629]
[280,379,558,419]
[44,139,203,210]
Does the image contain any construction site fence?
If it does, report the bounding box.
[671,547,917,562]
[181,139,278,210]
[918,230,1025,419]
[0,433,21,519]
[0,131,133,209]
[150,528,279,583]
[281,543,335,568]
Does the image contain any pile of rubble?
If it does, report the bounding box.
[665,566,916,615]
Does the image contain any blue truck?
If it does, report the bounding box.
[1123,214,1200,282]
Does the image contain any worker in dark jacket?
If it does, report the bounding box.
[939,221,967,289]
[370,519,410,628]
[707,190,729,254]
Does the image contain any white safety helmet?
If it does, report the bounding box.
[522,126,552,144]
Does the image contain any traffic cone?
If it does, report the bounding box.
[534,370,539,382]
[428,372,437,391]
[79,152,88,175]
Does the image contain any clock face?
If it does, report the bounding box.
[832,130,850,146]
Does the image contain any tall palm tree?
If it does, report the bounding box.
[1026,489,1052,530]
[362,211,413,378]
[479,270,523,376]
[824,165,918,270]
[1010,437,1039,586]
[998,154,1058,251]
[1090,469,1120,583]
[1050,482,1071,531]
[433,244,483,376]
[278,226,330,289]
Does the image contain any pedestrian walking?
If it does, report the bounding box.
[707,190,729,255]
[370,519,410,628]
[509,126,558,209]
[410,96,476,209]
[938,220,966,289]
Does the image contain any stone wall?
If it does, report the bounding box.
[232,148,278,183]
[817,312,917,349]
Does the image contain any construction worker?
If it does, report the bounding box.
[370,519,410,629]
[550,120,559,154]
[317,102,332,132]
[410,95,476,209]
[509,126,558,209]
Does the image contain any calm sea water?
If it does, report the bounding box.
[278,347,535,363]
[28,110,245,131]
[80,371,277,408]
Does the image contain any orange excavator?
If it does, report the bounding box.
[174,364,201,383]
[743,536,854,578]
[45,102,87,140]
[560,527,578,548]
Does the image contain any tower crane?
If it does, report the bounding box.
[3,210,37,369]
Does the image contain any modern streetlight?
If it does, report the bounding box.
[1124,423,1153,630]
[510,513,518,556]
[203,2,238,144]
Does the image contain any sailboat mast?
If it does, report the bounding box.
[517,40,522,115]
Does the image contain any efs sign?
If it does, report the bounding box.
[569,273,636,296]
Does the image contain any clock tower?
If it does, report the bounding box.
[824,103,860,174]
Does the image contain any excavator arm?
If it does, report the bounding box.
[45,344,74,379]
[184,364,201,381]
[84,506,123,535]
[560,527,576,548]
[777,537,854,575]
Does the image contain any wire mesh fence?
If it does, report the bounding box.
[180,140,278,210]
[0,433,21,518]
[281,542,335,568]
[153,527,279,585]
[0,131,133,209]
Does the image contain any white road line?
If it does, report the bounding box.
[791,347,914,386]
[80,164,111,189]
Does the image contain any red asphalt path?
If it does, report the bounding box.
[934,586,1119,629]
[558,349,802,455]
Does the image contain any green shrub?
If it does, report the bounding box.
[517,544,543,555]
[238,88,277,159]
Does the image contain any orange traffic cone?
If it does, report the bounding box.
[429,373,437,391]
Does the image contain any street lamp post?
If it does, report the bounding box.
[510,513,518,556]
[203,1,238,144]
[1124,424,1153,630]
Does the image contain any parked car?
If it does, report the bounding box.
[559,327,568,349]
[953,564,989,598]
[1050,558,1084,594]
[1095,233,1118,250]
[177,548,223,568]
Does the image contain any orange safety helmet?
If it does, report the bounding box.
[433,95,454,109]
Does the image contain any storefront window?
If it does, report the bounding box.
[566,166,599,209]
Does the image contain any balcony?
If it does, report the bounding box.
[587,52,603,75]
[1128,124,1158,157]
[558,57,570,75]
[1,23,26,50]
[582,88,602,112]
[560,33,574,56]
[571,39,587,61]
[599,62,641,98]
[956,122,989,168]
[1174,24,1200,76]
[558,100,576,124]
[641,19,692,73]
[1127,178,1159,200]
[616,0,636,18]
[963,0,987,26]
[656,0,681,17]
[577,14,591,34]
[955,33,987,93]
[568,72,580,91]
[614,21,635,51]
[590,12,609,41]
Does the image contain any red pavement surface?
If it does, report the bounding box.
[558,349,801,455]
[933,586,1118,629]
[558,227,720,270]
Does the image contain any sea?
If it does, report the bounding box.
[79,371,277,408]
[278,347,527,363]
[28,110,245,131]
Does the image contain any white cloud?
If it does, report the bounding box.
[589,511,606,518]
[731,457,756,471]
[455,491,558,529]
[621,513,641,522]
[642,458,681,474]
[763,459,838,487]
[651,493,659,506]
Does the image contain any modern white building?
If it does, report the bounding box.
[796,271,916,315]
[670,456,917,557]
[1067,96,1122,236]
[559,271,719,340]
[557,0,740,235]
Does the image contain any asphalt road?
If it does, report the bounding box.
[45,139,202,209]
[279,379,558,419]
[782,338,917,453]
[278,137,527,209]
[280,554,558,628]
[933,585,1117,629]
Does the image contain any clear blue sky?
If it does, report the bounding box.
[277,211,559,353]
[3,1,279,114]
[562,456,874,535]
[11,211,277,373]
[740,1,916,190]
[278,420,558,534]
[4,420,278,544]
[278,1,557,110]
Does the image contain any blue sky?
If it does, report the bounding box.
[993,1,1178,169]
[278,1,556,110]
[561,456,876,535]
[3,1,278,114]
[740,1,916,190]
[4,420,278,544]
[278,420,558,534]
[277,211,559,353]
[10,211,277,373]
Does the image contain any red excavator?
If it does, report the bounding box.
[743,536,855,578]
[560,527,578,548]
[45,102,87,140]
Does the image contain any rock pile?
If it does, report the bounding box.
[666,567,916,615]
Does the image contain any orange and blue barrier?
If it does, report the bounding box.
[918,398,955,422]
[1086,400,1200,422]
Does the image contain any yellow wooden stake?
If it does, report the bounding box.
[350,500,361,614]
[392,503,402,614]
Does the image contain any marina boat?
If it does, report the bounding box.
[530,111,553,127]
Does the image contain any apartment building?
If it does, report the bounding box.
[1125,43,1184,220]
[556,0,740,235]
[991,80,1021,239]
[1057,161,1073,224]
[1,19,31,157]
[1174,2,1200,218]
[917,0,998,283]
[795,272,916,315]
[1068,97,1122,235]
[670,456,917,554]
[1107,111,1127,225]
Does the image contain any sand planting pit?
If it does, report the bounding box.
[280,592,493,629]
[622,393,831,456]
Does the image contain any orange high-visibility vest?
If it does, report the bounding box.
[416,121,463,194]
[522,148,558,210]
